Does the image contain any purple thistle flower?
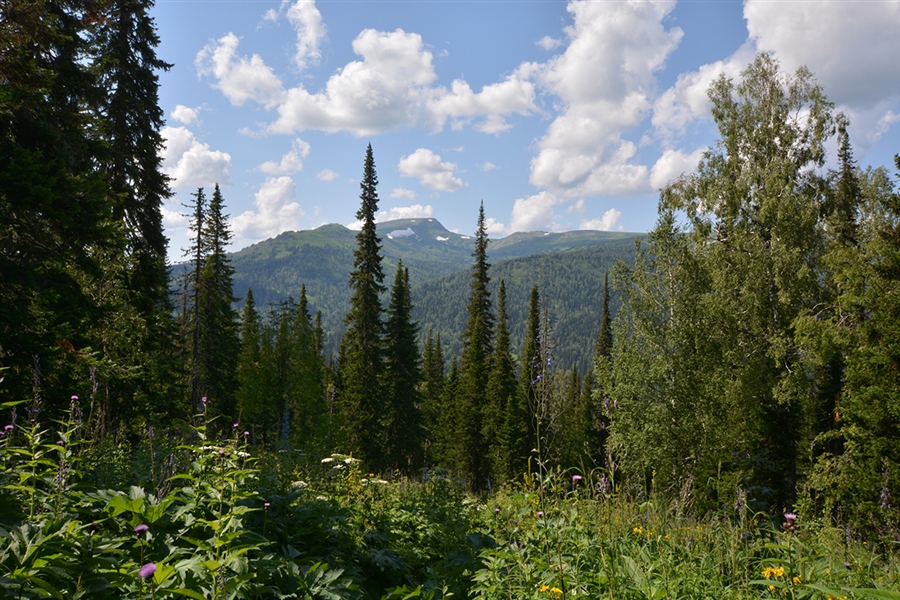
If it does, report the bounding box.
[71,395,78,401]
[56,440,63,445]
[139,563,156,579]
[243,431,250,436]
[784,512,797,522]
[495,507,500,514]
[264,502,270,509]
[537,511,544,517]
[3,424,12,431]
[233,423,239,429]
[572,475,583,483]
[134,524,149,536]
[201,396,207,404]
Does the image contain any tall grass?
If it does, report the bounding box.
[1,398,898,599]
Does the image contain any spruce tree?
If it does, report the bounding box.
[421,330,445,464]
[454,203,495,488]
[338,144,386,466]
[237,288,263,438]
[95,0,173,319]
[486,280,518,485]
[514,286,543,474]
[197,184,240,421]
[384,261,423,471]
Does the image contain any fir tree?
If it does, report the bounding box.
[384,261,423,471]
[515,286,543,475]
[486,280,518,485]
[455,203,495,488]
[338,144,386,466]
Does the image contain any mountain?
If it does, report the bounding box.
[179,218,642,369]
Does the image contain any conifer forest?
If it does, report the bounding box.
[1,2,898,598]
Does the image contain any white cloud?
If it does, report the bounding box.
[195,33,286,108]
[529,0,683,197]
[484,217,507,236]
[199,26,535,137]
[161,126,232,188]
[390,187,417,200]
[537,36,562,51]
[566,198,585,214]
[258,138,311,174]
[232,176,304,244]
[398,148,464,192]
[285,0,325,69]
[161,205,189,228]
[480,162,498,172]
[270,28,437,135]
[509,191,565,233]
[649,147,706,190]
[316,169,339,182]
[377,204,433,221]
[580,208,622,231]
[427,73,536,133]
[262,8,279,23]
[171,104,201,126]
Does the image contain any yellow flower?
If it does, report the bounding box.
[633,526,643,534]
[768,585,776,592]
[762,566,785,580]
[540,585,550,592]
[792,576,801,584]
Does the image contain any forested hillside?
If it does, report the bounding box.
[218,219,638,367]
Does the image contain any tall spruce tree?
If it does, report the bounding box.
[338,144,386,466]
[95,0,172,319]
[454,203,495,488]
[198,184,240,420]
[486,280,518,485]
[421,330,445,465]
[514,286,543,474]
[384,261,423,471]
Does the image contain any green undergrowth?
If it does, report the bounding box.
[1,399,898,599]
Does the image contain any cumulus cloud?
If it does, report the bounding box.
[649,147,706,190]
[509,191,565,232]
[390,187,417,200]
[258,138,311,174]
[270,28,438,135]
[529,0,683,197]
[198,26,535,137]
[171,105,201,126]
[427,73,536,133]
[161,126,232,188]
[580,208,622,231]
[195,33,286,108]
[232,176,304,244]
[316,169,339,182]
[537,36,562,51]
[480,162,498,172]
[378,204,433,221]
[483,217,507,236]
[398,148,464,192]
[286,0,325,69]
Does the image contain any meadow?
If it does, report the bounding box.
[1,398,897,599]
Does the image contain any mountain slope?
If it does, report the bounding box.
[184,218,642,369]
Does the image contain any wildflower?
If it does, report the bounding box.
[263,502,270,509]
[633,526,643,534]
[233,423,239,429]
[792,576,801,584]
[56,440,63,445]
[495,507,500,514]
[243,431,249,436]
[783,512,798,532]
[572,474,582,483]
[139,563,156,579]
[134,524,149,536]
[3,424,12,431]
[71,395,78,401]
[201,396,207,404]
[762,566,785,579]
[537,511,544,517]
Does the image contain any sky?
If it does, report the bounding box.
[152,0,900,256]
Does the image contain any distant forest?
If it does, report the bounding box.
[0,0,897,538]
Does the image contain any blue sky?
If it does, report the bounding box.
[153,0,900,255]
